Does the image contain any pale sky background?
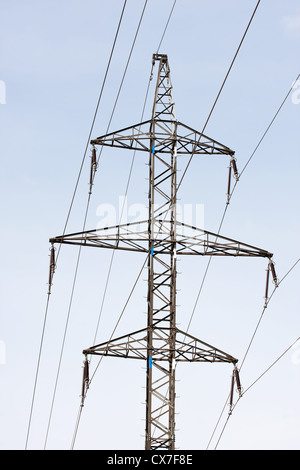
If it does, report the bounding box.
[0,0,299,450]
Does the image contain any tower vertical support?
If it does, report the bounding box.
[145,55,178,449]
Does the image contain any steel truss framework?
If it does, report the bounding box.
[50,54,275,450]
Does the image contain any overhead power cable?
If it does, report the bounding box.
[184,73,300,446]
[73,1,264,447]
[70,2,178,449]
[240,257,300,370]
[206,257,300,449]
[91,0,150,345]
[213,333,300,450]
[185,71,300,334]
[89,0,177,346]
[156,0,177,53]
[177,0,261,193]
[60,0,128,243]
[236,71,300,181]
[128,5,299,445]
[91,0,177,344]
[25,0,128,450]
[43,0,151,450]
[197,76,300,449]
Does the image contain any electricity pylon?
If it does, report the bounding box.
[50,54,277,450]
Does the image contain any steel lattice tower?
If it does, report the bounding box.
[50,54,276,450]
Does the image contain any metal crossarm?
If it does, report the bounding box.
[90,120,235,156]
[83,327,238,364]
[50,220,273,258]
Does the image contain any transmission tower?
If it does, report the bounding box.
[50,54,277,450]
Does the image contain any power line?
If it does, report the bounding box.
[189,74,300,447]
[33,0,298,452]
[70,0,177,355]
[64,50,279,450]
[24,295,51,449]
[91,17,152,344]
[242,335,300,396]
[84,0,261,373]
[156,0,177,53]
[43,1,151,449]
[91,0,177,346]
[60,0,128,241]
[240,257,300,370]
[70,253,149,449]
[177,0,261,193]
[213,334,300,450]
[136,67,300,451]
[71,2,270,448]
[25,0,128,450]
[82,1,178,374]
[238,72,300,180]
[207,257,300,449]
[185,71,300,335]
[70,5,179,449]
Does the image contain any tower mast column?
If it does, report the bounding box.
[145,54,178,449]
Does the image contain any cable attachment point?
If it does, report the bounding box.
[89,146,98,195]
[229,365,243,415]
[229,369,235,414]
[234,366,242,397]
[226,159,232,205]
[231,155,239,182]
[226,155,239,204]
[47,244,56,294]
[81,356,90,407]
[269,259,278,288]
[264,261,270,308]
[264,259,278,306]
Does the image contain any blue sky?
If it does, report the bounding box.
[0,0,299,450]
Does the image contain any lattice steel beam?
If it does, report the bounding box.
[90,119,235,156]
[50,220,273,258]
[83,327,238,364]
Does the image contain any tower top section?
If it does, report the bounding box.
[90,53,234,157]
[151,53,176,123]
